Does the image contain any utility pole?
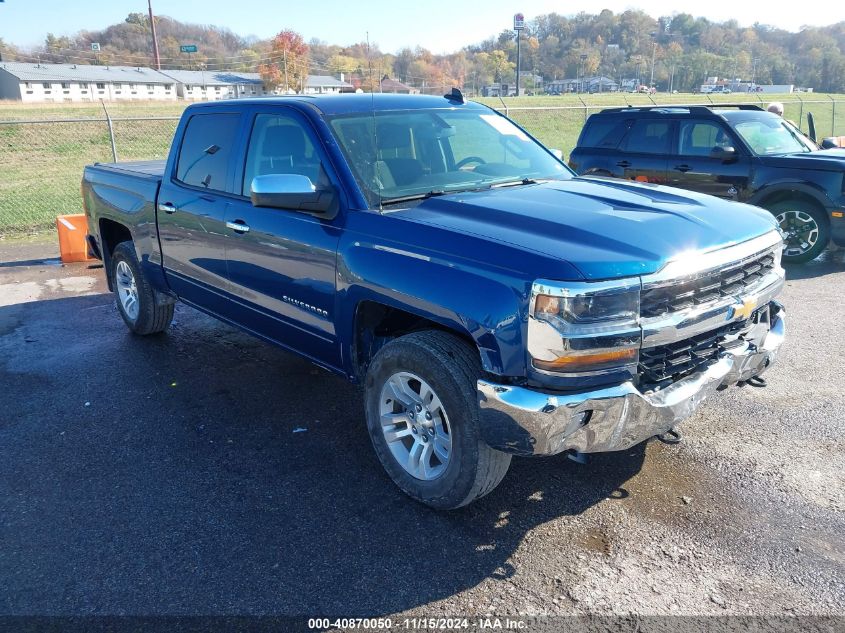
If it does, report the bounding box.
[649,32,657,90]
[366,31,373,93]
[580,53,587,93]
[513,13,524,97]
[751,57,759,91]
[148,0,161,70]
[283,48,288,93]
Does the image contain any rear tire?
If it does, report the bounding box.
[364,331,511,509]
[110,241,174,335]
[766,200,829,264]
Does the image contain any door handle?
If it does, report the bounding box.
[616,160,631,168]
[226,220,250,234]
[158,202,177,214]
[673,164,692,172]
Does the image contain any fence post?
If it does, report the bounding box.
[795,94,803,132]
[828,94,836,136]
[497,95,508,117]
[578,96,588,123]
[100,99,118,162]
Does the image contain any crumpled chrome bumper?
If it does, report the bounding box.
[477,302,785,457]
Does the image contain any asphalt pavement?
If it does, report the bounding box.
[1,238,843,619]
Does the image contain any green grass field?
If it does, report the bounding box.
[1,93,843,238]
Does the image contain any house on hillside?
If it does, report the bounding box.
[379,76,418,94]
[160,69,267,100]
[0,61,177,102]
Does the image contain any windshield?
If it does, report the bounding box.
[731,117,815,155]
[327,108,571,206]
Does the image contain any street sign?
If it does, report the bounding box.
[513,13,524,30]
[180,44,198,53]
[91,43,101,52]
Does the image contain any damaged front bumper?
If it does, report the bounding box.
[477,301,784,457]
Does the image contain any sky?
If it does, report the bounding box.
[2,0,845,54]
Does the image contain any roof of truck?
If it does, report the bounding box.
[185,93,487,115]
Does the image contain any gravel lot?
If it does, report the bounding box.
[1,238,843,620]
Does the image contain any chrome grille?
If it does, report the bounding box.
[638,321,746,390]
[641,251,777,318]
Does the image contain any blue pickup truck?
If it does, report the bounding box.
[82,93,786,509]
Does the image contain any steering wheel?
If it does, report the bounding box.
[455,156,487,170]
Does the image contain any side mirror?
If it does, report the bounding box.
[710,146,737,162]
[250,174,337,216]
[550,148,564,161]
[820,137,841,150]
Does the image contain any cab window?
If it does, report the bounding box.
[242,113,324,196]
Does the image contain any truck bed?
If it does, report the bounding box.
[89,159,166,180]
[82,159,167,274]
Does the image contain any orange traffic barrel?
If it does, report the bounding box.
[56,214,94,263]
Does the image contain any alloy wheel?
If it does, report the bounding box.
[775,209,819,258]
[115,260,140,322]
[378,371,452,481]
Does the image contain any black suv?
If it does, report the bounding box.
[569,104,845,263]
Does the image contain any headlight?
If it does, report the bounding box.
[529,279,641,374]
[534,289,639,325]
[772,241,784,270]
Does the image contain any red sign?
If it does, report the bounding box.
[514,13,525,30]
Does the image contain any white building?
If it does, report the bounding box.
[303,75,354,94]
[0,62,177,102]
[160,69,268,101]
[0,62,360,102]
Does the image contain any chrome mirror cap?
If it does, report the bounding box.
[249,173,337,216]
[251,174,316,196]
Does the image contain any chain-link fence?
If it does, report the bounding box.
[0,115,179,237]
[1,96,843,237]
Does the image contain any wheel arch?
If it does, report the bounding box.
[751,185,832,229]
[350,300,484,383]
[98,219,133,291]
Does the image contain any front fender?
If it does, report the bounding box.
[336,238,531,379]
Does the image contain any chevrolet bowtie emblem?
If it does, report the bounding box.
[728,298,757,321]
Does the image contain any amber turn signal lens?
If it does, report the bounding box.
[533,348,637,372]
[534,294,560,315]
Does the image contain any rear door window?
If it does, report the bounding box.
[175,113,240,192]
[619,119,671,154]
[579,118,632,149]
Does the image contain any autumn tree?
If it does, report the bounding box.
[259,29,309,93]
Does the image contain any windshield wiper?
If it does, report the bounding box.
[380,190,450,206]
[490,177,546,188]
[380,178,548,206]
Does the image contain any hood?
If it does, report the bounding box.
[399,177,779,280]
[758,149,845,171]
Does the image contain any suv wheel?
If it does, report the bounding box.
[364,331,511,509]
[767,201,830,264]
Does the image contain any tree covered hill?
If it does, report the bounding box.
[3,9,845,92]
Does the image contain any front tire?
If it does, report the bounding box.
[364,331,511,509]
[110,241,174,335]
[766,200,830,264]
